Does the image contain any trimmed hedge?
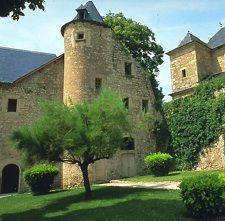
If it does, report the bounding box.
[24,164,59,195]
[180,173,225,218]
[144,152,173,176]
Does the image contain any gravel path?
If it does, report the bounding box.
[99,180,180,190]
[0,194,16,199]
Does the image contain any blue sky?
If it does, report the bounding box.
[1,0,225,100]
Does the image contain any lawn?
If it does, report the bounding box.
[0,186,203,221]
[122,170,225,183]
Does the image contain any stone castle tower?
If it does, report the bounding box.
[167,28,225,98]
[0,1,157,193]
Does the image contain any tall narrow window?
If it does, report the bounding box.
[182,69,186,78]
[123,97,129,109]
[95,78,102,92]
[125,62,132,77]
[142,100,149,112]
[7,99,17,112]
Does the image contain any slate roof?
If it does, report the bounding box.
[74,1,104,23]
[178,31,208,48]
[0,47,56,83]
[61,1,105,36]
[208,27,225,49]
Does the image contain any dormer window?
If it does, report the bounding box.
[182,69,186,78]
[78,10,86,20]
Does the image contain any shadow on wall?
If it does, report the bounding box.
[0,187,201,221]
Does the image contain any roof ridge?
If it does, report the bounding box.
[0,46,56,56]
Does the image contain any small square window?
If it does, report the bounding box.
[77,33,84,40]
[125,62,132,77]
[123,97,129,109]
[142,100,149,112]
[7,99,17,112]
[122,137,135,150]
[182,69,186,77]
[95,78,102,92]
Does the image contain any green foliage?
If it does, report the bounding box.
[23,164,59,195]
[180,173,225,218]
[12,89,132,198]
[0,0,44,20]
[164,75,225,168]
[144,152,173,176]
[104,12,164,110]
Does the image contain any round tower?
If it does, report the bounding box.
[61,1,111,104]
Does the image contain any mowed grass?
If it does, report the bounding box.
[0,186,200,221]
[122,170,225,183]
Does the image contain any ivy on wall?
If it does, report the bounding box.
[164,75,225,169]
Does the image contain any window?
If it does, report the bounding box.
[95,78,102,92]
[123,97,129,109]
[77,33,84,40]
[125,62,132,77]
[7,99,17,112]
[121,137,135,150]
[182,69,186,78]
[78,11,86,20]
[142,100,149,112]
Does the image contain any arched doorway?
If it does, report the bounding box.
[1,164,20,194]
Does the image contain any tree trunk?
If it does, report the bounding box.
[80,163,92,199]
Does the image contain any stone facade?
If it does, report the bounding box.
[0,7,157,192]
[0,56,64,192]
[167,32,225,99]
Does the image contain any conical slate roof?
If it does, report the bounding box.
[61,1,105,35]
[208,27,225,49]
[178,31,207,47]
[74,1,103,23]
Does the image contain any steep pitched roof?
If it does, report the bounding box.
[178,31,207,48]
[74,1,103,23]
[61,1,107,36]
[208,27,225,49]
[0,47,56,83]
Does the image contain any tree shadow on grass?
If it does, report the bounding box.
[1,187,224,221]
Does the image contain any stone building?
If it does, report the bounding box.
[167,27,225,99]
[167,28,225,170]
[0,1,157,193]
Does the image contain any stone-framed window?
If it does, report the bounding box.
[142,99,149,112]
[123,97,129,109]
[121,137,135,150]
[76,32,85,40]
[125,62,132,77]
[182,69,187,78]
[95,78,102,92]
[7,99,17,112]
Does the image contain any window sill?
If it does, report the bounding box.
[75,39,86,42]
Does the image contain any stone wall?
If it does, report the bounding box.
[169,44,199,93]
[196,135,225,170]
[212,45,225,74]
[0,56,64,192]
[195,43,212,80]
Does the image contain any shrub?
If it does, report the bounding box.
[24,164,59,195]
[144,152,173,176]
[180,173,225,218]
